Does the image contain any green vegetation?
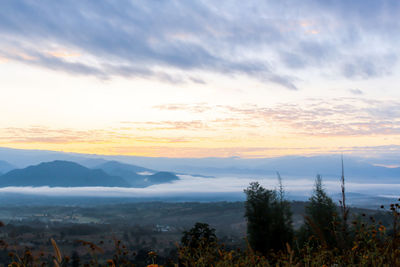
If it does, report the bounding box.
[299,174,339,248]
[244,181,293,254]
[0,174,399,266]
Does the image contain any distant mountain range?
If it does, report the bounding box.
[0,146,399,181]
[0,160,179,188]
[0,160,16,174]
[94,161,178,187]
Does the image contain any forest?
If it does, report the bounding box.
[0,174,398,266]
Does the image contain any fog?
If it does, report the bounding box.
[0,174,398,199]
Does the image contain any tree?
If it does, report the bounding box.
[179,223,218,265]
[181,222,217,250]
[244,181,293,254]
[303,174,338,248]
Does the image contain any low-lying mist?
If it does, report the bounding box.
[0,174,398,200]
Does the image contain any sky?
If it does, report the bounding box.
[1,0,400,158]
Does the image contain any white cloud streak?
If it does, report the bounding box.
[0,174,399,198]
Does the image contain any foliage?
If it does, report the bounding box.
[181,222,217,250]
[300,174,339,248]
[1,199,400,266]
[179,222,218,265]
[244,181,293,254]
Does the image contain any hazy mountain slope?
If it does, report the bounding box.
[95,161,151,187]
[109,155,400,180]
[146,171,179,183]
[1,147,399,180]
[95,161,177,187]
[0,161,131,187]
[0,160,15,174]
[95,161,154,174]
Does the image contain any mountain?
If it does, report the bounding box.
[1,146,400,181]
[94,161,178,187]
[125,171,179,187]
[0,161,131,187]
[95,160,154,174]
[0,160,16,174]
[108,155,400,180]
[146,171,179,183]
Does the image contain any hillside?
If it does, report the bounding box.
[0,160,131,187]
[95,160,154,174]
[1,147,400,181]
[95,160,178,187]
[0,160,15,174]
[146,171,179,183]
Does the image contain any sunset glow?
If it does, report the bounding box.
[1,1,400,158]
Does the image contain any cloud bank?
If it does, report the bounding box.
[0,174,399,199]
[0,1,399,89]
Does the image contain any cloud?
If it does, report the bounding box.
[0,126,118,144]
[222,98,400,136]
[0,174,400,198]
[1,1,399,88]
[0,1,295,89]
[48,50,80,58]
[151,98,400,137]
[0,126,198,145]
[341,54,397,79]
[348,88,363,95]
[5,97,400,151]
[153,103,212,113]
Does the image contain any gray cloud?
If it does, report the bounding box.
[348,89,363,95]
[0,0,295,88]
[1,1,399,89]
[342,54,397,79]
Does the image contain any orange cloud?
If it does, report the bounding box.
[17,52,37,61]
[300,21,313,27]
[0,56,9,63]
[48,51,81,58]
[1,98,400,158]
[307,29,319,34]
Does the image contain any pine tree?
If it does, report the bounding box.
[181,222,217,250]
[304,174,338,248]
[244,181,293,254]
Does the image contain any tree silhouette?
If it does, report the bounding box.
[181,222,217,250]
[244,181,293,254]
[303,174,338,248]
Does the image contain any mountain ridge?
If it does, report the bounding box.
[94,161,178,187]
[0,147,399,180]
[0,160,131,187]
[0,160,16,174]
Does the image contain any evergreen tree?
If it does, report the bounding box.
[181,222,217,250]
[179,223,218,265]
[244,181,293,254]
[303,174,338,247]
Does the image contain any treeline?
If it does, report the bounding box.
[177,173,400,266]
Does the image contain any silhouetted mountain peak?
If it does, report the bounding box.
[94,160,179,187]
[0,160,131,187]
[95,161,154,173]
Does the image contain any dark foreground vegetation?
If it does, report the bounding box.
[0,174,399,266]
